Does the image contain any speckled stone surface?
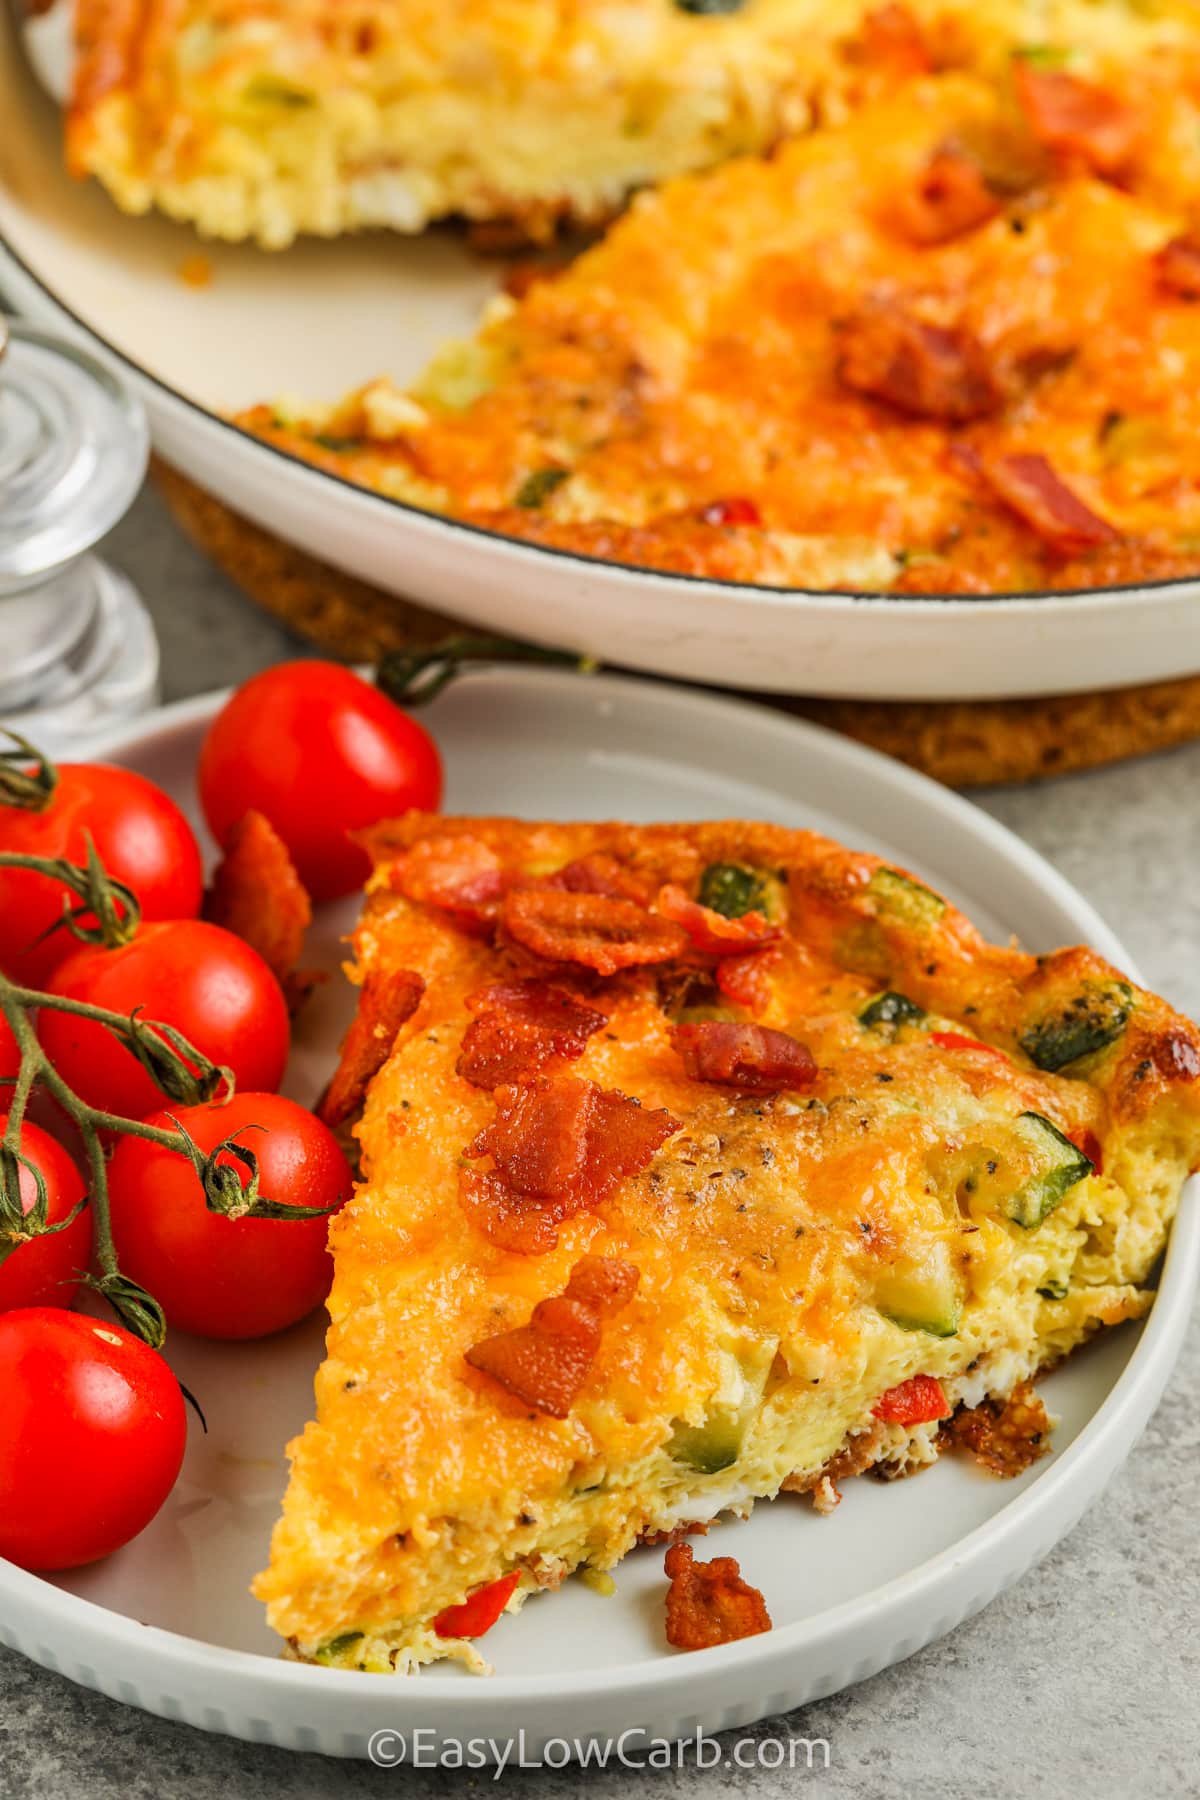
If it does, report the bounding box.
[3,485,1198,1800]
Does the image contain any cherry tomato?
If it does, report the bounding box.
[197,661,442,903]
[0,1115,90,1312]
[38,922,289,1121]
[0,1307,187,1570]
[0,764,204,989]
[108,1094,351,1339]
[0,1013,18,1082]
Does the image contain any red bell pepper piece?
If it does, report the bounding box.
[433,1571,520,1640]
[872,1374,951,1426]
[929,1030,1009,1059]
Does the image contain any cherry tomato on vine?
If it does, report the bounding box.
[0,763,203,989]
[197,661,442,903]
[108,1094,352,1339]
[38,921,290,1121]
[0,1013,18,1082]
[0,1307,187,1570]
[0,1116,90,1313]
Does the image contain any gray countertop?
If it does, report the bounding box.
[4,485,1198,1800]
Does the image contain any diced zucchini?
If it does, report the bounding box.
[314,1630,364,1664]
[242,75,315,107]
[1019,980,1133,1071]
[876,1241,960,1337]
[1037,1277,1070,1300]
[859,990,926,1030]
[667,1340,774,1474]
[1006,1112,1093,1228]
[515,467,570,509]
[697,861,784,921]
[868,868,947,928]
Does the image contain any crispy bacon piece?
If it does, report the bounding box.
[836,304,999,421]
[1155,236,1200,301]
[459,1169,562,1254]
[204,809,315,1012]
[502,888,688,976]
[715,945,782,1015]
[975,451,1117,554]
[457,979,608,1089]
[319,967,425,1127]
[945,1380,1051,1477]
[392,834,506,926]
[663,1542,772,1650]
[466,1073,680,1210]
[1150,1028,1200,1083]
[858,4,932,78]
[1013,65,1139,176]
[542,853,651,904]
[895,146,1000,245]
[656,884,780,957]
[465,1254,639,1417]
[673,1021,816,1094]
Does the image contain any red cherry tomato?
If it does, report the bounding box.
[0,1012,18,1082]
[0,1307,187,1570]
[108,1094,352,1339]
[38,921,289,1121]
[0,1115,90,1312]
[197,661,442,903]
[434,1571,520,1639]
[0,764,203,989]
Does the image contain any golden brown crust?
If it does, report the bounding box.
[945,1378,1051,1476]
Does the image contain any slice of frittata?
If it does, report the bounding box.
[255,818,1200,1672]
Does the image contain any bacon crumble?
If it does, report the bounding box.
[663,1542,772,1650]
[204,808,315,1012]
[465,1254,640,1417]
[542,854,653,904]
[502,888,689,975]
[835,303,999,421]
[945,1379,1051,1477]
[656,884,780,957]
[1155,235,1200,301]
[895,146,1000,245]
[1013,64,1140,177]
[393,834,506,926]
[457,978,608,1089]
[320,967,425,1127]
[673,1021,817,1094]
[973,451,1117,554]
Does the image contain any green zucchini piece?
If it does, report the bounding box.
[876,1241,960,1337]
[859,990,926,1030]
[697,861,780,920]
[1019,980,1133,1071]
[1037,1277,1070,1300]
[515,467,570,509]
[868,867,947,928]
[668,1340,774,1474]
[1006,1112,1094,1229]
[314,1631,364,1664]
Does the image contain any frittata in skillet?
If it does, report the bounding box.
[255,817,1200,1672]
[59,0,884,246]
[242,20,1200,594]
[61,0,1190,247]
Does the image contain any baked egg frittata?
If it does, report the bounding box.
[64,0,1191,247]
[255,817,1200,1672]
[62,0,895,247]
[241,19,1200,595]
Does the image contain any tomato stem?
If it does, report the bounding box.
[0,728,58,812]
[0,841,141,955]
[377,634,597,708]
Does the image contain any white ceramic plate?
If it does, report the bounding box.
[5,4,1200,705]
[0,667,1195,1761]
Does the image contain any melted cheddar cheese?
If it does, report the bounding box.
[255,818,1200,1672]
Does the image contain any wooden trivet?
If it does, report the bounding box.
[155,459,1200,789]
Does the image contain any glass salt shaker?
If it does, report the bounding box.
[0,315,158,755]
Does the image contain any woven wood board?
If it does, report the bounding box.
[155,459,1200,789]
